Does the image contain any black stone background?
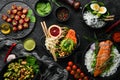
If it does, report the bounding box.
[0,0,120,80]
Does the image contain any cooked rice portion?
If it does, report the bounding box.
[83,11,105,28]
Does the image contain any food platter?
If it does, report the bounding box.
[0,1,35,39]
[82,1,112,29]
[0,56,40,80]
[40,24,80,60]
[81,40,120,80]
[0,0,120,80]
[0,39,68,80]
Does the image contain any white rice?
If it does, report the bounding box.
[83,11,105,28]
[85,43,120,77]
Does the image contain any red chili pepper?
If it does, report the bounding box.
[105,20,120,33]
[4,43,16,62]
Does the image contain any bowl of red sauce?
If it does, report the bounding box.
[55,6,70,22]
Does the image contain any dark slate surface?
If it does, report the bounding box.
[0,0,120,80]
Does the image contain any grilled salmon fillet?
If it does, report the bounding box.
[94,40,113,77]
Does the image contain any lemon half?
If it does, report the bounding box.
[23,38,36,51]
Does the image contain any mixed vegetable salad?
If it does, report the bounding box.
[3,56,39,80]
[45,25,77,58]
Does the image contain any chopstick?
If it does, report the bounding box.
[104,15,115,21]
[40,21,48,37]
[40,21,57,61]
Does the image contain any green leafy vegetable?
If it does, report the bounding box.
[36,2,51,17]
[98,2,105,6]
[27,9,33,16]
[26,56,39,73]
[60,38,75,53]
[27,9,36,23]
[30,16,36,22]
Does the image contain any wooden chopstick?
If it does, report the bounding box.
[51,49,57,61]
[104,15,115,21]
[40,22,47,37]
[40,21,57,61]
[43,21,48,37]
[104,18,114,21]
[106,15,115,18]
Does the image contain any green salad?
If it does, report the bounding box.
[3,56,39,80]
[36,1,52,17]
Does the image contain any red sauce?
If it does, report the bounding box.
[50,26,60,37]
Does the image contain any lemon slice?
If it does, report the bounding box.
[23,38,36,51]
[1,28,11,35]
[1,23,11,35]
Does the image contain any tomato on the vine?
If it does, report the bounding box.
[76,68,81,73]
[80,72,85,78]
[68,61,73,66]
[66,66,71,71]
[72,65,77,70]
[70,70,75,75]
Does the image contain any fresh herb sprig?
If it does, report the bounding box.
[26,56,39,73]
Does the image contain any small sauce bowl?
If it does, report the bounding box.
[55,6,70,22]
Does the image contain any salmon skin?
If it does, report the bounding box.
[94,40,113,77]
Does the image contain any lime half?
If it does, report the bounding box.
[23,38,36,51]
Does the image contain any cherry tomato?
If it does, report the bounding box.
[72,65,77,70]
[70,70,75,75]
[78,78,82,80]
[80,72,85,78]
[66,66,71,71]
[83,76,88,80]
[68,61,73,66]
[76,68,81,73]
[74,73,80,79]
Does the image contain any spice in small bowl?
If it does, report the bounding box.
[55,6,70,22]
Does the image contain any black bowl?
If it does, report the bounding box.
[34,0,53,17]
[79,40,120,80]
[55,6,70,22]
[40,27,80,60]
[82,1,107,29]
[0,56,40,80]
